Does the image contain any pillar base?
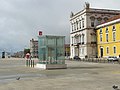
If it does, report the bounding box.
[35,64,67,70]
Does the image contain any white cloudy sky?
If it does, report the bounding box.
[0,0,120,52]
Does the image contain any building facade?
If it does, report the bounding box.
[30,38,38,58]
[70,2,120,59]
[96,15,120,58]
[65,44,70,58]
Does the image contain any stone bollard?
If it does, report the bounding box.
[26,60,28,66]
[33,60,35,68]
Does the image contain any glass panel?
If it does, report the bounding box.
[38,35,65,64]
[47,37,55,46]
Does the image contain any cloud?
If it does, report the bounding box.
[0,0,120,52]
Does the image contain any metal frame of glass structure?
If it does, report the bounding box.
[38,35,65,64]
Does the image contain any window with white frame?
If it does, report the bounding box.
[100,28,102,42]
[100,34,102,42]
[76,20,78,30]
[79,20,81,29]
[90,16,95,27]
[106,27,109,42]
[72,23,74,31]
[82,34,84,43]
[77,20,80,29]
[112,25,116,31]
[113,31,116,41]
[74,22,76,31]
[82,20,84,28]
[71,23,74,31]
[100,28,102,34]
[82,47,84,54]
[79,35,81,43]
[113,46,116,54]
[91,21,94,27]
[106,47,109,54]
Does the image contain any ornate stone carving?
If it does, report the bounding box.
[84,2,90,9]
[70,12,74,18]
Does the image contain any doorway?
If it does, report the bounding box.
[100,47,103,57]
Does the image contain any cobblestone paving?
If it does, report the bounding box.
[0,58,120,90]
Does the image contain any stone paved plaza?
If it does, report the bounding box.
[0,58,120,90]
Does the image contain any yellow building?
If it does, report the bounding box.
[96,16,120,58]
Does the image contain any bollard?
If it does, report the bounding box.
[33,60,35,68]
[30,60,32,67]
[28,60,30,67]
[26,60,28,66]
[31,60,32,67]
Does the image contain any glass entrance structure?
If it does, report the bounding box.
[38,35,65,64]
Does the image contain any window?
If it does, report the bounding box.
[112,25,116,31]
[90,16,95,27]
[82,34,84,43]
[100,34,102,42]
[74,22,76,31]
[91,21,94,27]
[100,28,102,42]
[100,28,102,34]
[113,46,116,54]
[79,35,81,43]
[106,34,108,42]
[82,20,84,28]
[106,47,109,54]
[71,23,73,31]
[79,20,81,29]
[82,47,84,54]
[106,27,108,33]
[106,27,109,42]
[113,32,116,41]
[76,20,78,30]
[72,22,74,31]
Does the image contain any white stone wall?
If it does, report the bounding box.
[30,39,38,58]
[70,6,120,59]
